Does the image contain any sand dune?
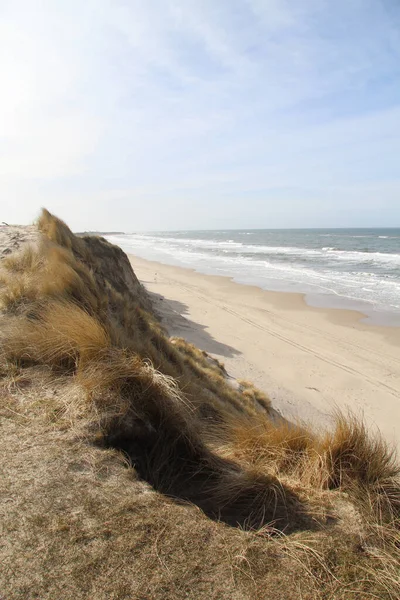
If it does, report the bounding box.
[2,213,399,599]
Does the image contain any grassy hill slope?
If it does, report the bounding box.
[0,210,399,599]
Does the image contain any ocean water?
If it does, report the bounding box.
[105,228,400,324]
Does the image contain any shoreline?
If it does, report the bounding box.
[128,253,400,342]
[128,253,400,450]
[105,237,400,328]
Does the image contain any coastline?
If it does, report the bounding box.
[128,253,400,450]
[106,234,400,328]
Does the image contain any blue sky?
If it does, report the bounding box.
[1,0,400,230]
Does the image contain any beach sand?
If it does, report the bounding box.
[129,254,400,449]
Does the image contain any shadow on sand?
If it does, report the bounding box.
[148,291,242,359]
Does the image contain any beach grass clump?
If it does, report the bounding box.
[319,411,399,490]
[1,300,111,371]
[218,409,400,527]
[218,415,317,476]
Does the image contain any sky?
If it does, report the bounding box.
[1,0,400,231]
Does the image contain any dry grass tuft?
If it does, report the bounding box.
[238,379,273,413]
[0,241,101,314]
[1,300,111,370]
[37,208,87,255]
[219,410,400,528]
[220,415,317,476]
[316,412,400,526]
[319,411,399,490]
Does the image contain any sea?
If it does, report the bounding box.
[105,228,400,325]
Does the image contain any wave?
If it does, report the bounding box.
[106,234,400,312]
[322,249,400,265]
[115,234,400,266]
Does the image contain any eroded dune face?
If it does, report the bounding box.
[1,210,293,531]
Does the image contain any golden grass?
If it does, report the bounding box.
[0,242,101,315]
[319,411,399,490]
[219,415,317,475]
[0,208,399,599]
[1,300,110,370]
[38,207,87,254]
[217,410,400,519]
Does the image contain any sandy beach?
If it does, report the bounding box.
[129,254,400,449]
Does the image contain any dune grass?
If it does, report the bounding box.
[0,209,399,599]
